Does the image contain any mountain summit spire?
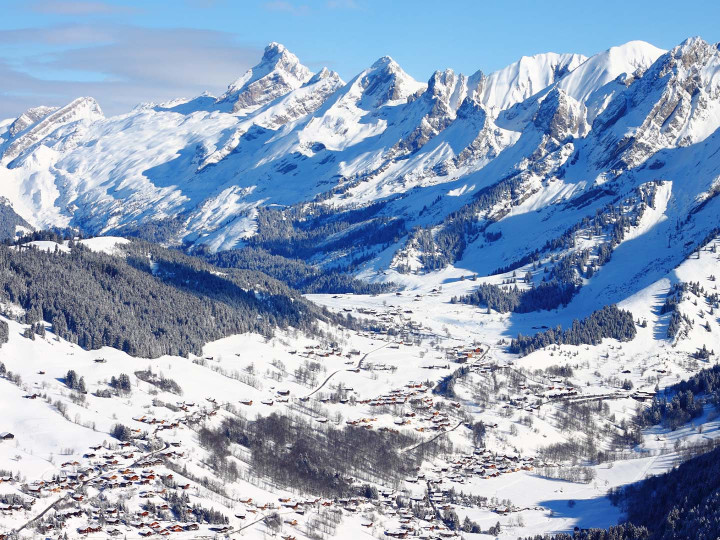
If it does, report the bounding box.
[217,42,312,115]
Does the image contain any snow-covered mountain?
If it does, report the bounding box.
[216,41,313,114]
[5,37,720,540]
[1,37,719,311]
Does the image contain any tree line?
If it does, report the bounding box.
[0,238,331,358]
[638,364,720,430]
[201,245,392,295]
[509,305,636,356]
[198,411,448,498]
[452,281,577,313]
[523,445,720,539]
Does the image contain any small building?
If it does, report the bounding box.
[0,433,14,441]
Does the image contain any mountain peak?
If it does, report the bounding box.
[428,69,457,88]
[669,35,715,65]
[424,69,468,112]
[218,42,312,114]
[2,96,104,165]
[258,42,300,70]
[264,41,287,56]
[555,40,665,117]
[476,51,587,111]
[675,35,708,51]
[371,56,397,70]
[306,67,341,86]
[642,35,719,84]
[8,105,59,138]
[358,56,424,107]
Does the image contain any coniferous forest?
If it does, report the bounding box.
[0,239,335,357]
[524,444,720,540]
[509,305,637,356]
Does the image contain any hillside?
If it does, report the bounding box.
[0,39,718,325]
[0,233,717,539]
[0,235,335,357]
[1,34,720,540]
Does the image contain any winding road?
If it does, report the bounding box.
[13,439,170,534]
[402,420,465,454]
[302,342,390,399]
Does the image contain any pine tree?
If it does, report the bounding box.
[66,370,78,390]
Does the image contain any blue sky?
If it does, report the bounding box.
[1,0,719,117]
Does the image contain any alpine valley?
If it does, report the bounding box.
[1,37,720,540]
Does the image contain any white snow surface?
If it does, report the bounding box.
[2,236,720,538]
[0,37,705,263]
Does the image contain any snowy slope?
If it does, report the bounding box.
[216,42,313,114]
[0,37,716,300]
[2,35,720,540]
[476,52,587,111]
[2,234,720,538]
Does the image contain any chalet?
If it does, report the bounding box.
[78,526,103,534]
[0,432,14,440]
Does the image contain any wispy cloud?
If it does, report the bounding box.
[262,0,357,15]
[0,24,263,118]
[182,0,227,8]
[325,0,359,9]
[29,1,138,15]
[0,24,116,45]
[262,1,310,16]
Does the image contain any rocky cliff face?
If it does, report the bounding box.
[2,98,103,165]
[1,37,719,298]
[216,42,313,115]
